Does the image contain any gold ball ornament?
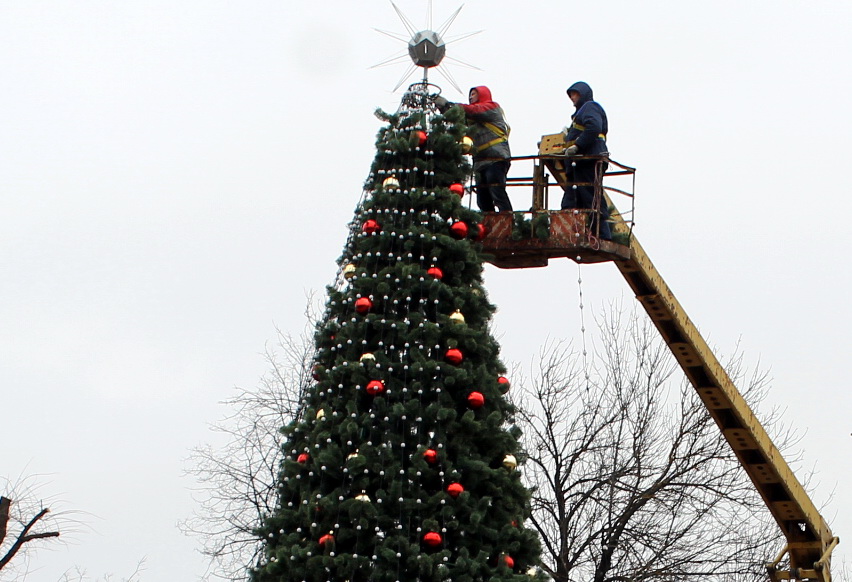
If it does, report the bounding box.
[382,176,400,189]
[316,409,326,420]
[359,352,376,363]
[527,567,538,577]
[449,310,466,325]
[355,492,371,503]
[347,449,361,461]
[502,454,518,471]
[343,264,357,279]
[461,136,474,154]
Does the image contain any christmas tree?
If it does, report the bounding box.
[251,85,542,582]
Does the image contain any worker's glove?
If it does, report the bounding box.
[564,144,579,156]
[560,126,570,137]
[433,95,449,110]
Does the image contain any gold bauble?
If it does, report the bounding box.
[461,136,474,154]
[355,492,371,503]
[343,264,357,279]
[449,310,466,325]
[502,454,518,470]
[359,353,376,363]
[316,409,326,420]
[382,176,400,189]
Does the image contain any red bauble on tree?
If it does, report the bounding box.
[423,448,438,464]
[415,130,428,145]
[449,183,465,196]
[297,453,309,464]
[362,219,381,234]
[474,223,488,241]
[366,380,385,395]
[354,297,373,314]
[467,391,485,408]
[445,348,463,365]
[311,365,322,381]
[423,532,443,547]
[426,267,444,280]
[318,533,335,547]
[502,555,515,569]
[449,221,469,239]
[497,375,511,392]
[447,482,464,498]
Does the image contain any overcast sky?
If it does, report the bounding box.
[2,1,850,580]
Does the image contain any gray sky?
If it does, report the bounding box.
[2,1,850,579]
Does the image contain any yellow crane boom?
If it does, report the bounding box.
[479,139,838,581]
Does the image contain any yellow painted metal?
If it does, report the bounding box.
[606,200,837,581]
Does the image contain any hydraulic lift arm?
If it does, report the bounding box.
[608,206,837,582]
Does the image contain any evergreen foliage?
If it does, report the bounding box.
[252,89,542,582]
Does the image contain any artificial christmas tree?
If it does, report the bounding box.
[251,84,542,582]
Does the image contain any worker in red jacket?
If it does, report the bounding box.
[435,86,513,212]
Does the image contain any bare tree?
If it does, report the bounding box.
[181,316,316,581]
[0,474,72,580]
[514,305,803,582]
[57,558,146,582]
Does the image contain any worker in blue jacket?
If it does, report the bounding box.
[561,81,611,240]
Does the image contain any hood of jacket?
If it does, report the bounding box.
[470,85,493,103]
[566,81,594,108]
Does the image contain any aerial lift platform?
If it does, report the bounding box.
[477,134,839,582]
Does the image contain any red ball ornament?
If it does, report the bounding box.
[297,453,309,464]
[503,555,515,569]
[319,533,335,547]
[497,375,511,392]
[366,380,385,395]
[354,297,373,314]
[445,348,463,365]
[449,221,469,239]
[311,365,322,381]
[474,223,488,241]
[447,482,464,498]
[423,448,438,464]
[511,519,519,527]
[362,219,381,234]
[416,130,428,145]
[449,183,465,196]
[467,391,485,408]
[426,267,444,280]
[423,532,443,547]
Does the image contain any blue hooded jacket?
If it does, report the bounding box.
[564,81,608,155]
